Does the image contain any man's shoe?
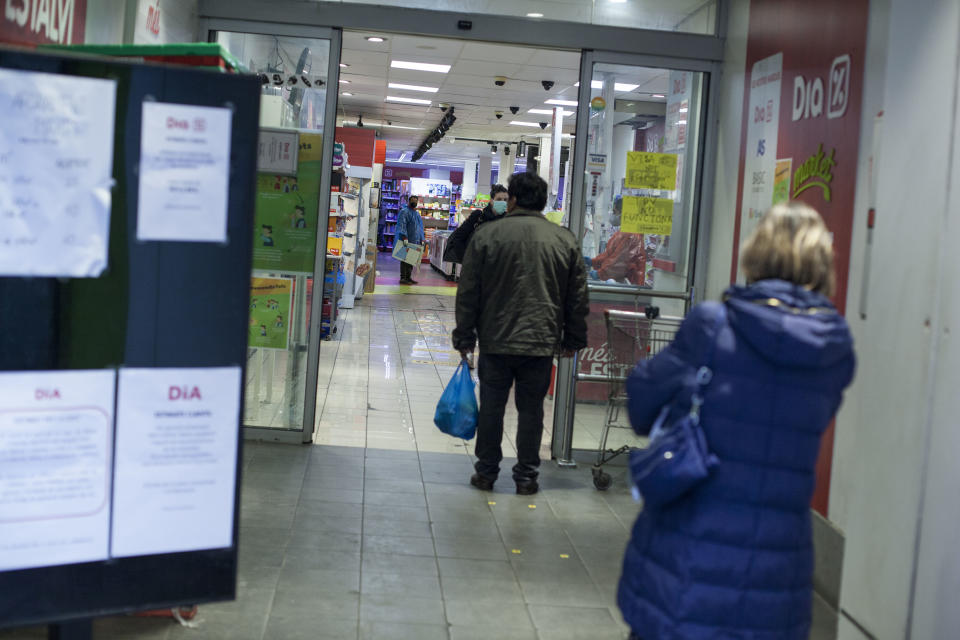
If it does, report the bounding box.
[408,278,419,284]
[470,474,495,491]
[515,480,539,496]
[399,279,412,285]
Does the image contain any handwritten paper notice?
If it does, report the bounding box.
[0,69,116,277]
[625,151,678,191]
[137,102,232,243]
[111,367,241,557]
[0,370,115,572]
[621,197,674,235]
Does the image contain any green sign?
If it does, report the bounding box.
[252,132,323,273]
[793,143,836,202]
[248,277,293,350]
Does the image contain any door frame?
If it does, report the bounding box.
[202,18,343,444]
[552,49,722,463]
[200,7,724,449]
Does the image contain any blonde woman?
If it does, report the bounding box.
[618,203,856,639]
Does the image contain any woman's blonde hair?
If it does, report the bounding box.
[740,202,835,296]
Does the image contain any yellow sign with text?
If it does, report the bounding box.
[621,197,674,235]
[625,152,679,190]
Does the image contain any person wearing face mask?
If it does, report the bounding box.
[442,184,509,265]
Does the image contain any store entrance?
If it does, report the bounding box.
[206,19,715,462]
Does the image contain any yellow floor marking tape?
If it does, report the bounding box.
[372,285,457,296]
[511,549,522,554]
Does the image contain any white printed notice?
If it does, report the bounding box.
[737,52,783,283]
[111,367,241,557]
[0,370,116,572]
[136,102,232,243]
[0,69,117,277]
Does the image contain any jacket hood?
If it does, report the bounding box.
[723,279,853,369]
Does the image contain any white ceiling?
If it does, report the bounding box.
[335,30,669,166]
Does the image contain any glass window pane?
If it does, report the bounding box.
[580,64,703,303]
[217,31,333,431]
[571,61,706,455]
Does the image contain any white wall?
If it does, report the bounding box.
[84,0,130,44]
[131,0,198,44]
[702,0,749,301]
[834,0,960,637]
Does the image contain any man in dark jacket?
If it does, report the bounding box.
[453,172,589,495]
[442,184,508,264]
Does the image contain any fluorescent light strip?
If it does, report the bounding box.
[545,99,578,107]
[388,82,439,93]
[652,93,666,98]
[510,121,544,127]
[576,80,640,91]
[529,108,574,116]
[391,60,451,73]
[385,96,432,105]
[384,123,425,129]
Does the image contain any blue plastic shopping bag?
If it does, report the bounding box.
[434,360,478,440]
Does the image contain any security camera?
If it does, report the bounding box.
[504,146,511,156]
[541,80,554,91]
[539,122,548,129]
[494,76,507,87]
[509,106,519,114]
[495,111,503,119]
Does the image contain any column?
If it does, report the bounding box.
[478,154,492,196]
[462,159,478,200]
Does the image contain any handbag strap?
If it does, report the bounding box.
[689,304,728,420]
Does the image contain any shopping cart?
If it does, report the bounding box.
[591,306,683,490]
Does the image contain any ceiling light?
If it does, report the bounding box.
[342,92,353,96]
[366,36,385,43]
[391,60,451,73]
[575,81,639,91]
[529,108,574,116]
[385,96,432,105]
[652,93,666,98]
[339,79,350,84]
[679,107,688,113]
[510,121,543,127]
[526,12,544,17]
[384,124,424,129]
[339,63,349,68]
[388,82,439,93]
[678,120,688,125]
[545,99,578,107]
[610,0,627,3]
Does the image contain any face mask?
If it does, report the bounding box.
[491,200,508,214]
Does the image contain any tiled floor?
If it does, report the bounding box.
[1,444,638,640]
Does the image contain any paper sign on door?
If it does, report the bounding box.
[111,367,241,557]
[0,370,116,572]
[137,102,233,243]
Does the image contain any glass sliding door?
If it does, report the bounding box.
[554,51,713,465]
[206,21,342,442]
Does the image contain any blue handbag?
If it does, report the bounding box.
[434,360,478,440]
[628,307,725,509]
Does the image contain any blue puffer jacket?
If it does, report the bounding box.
[618,279,855,639]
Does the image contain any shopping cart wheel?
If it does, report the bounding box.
[592,467,613,491]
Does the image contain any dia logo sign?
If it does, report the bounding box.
[792,55,851,122]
